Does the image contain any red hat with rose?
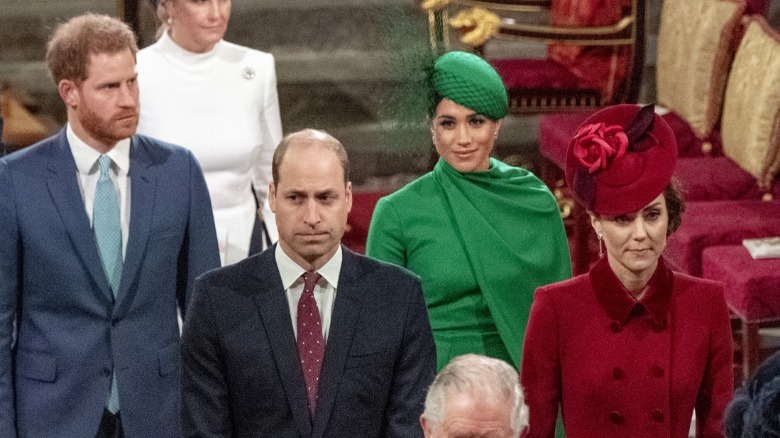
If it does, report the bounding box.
[564,104,678,216]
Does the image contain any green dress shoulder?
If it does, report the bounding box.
[366,157,572,370]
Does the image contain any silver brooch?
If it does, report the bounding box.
[242,67,255,80]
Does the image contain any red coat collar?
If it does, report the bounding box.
[589,257,674,327]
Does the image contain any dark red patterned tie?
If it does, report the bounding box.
[297,272,324,416]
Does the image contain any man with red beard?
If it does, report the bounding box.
[0,13,220,438]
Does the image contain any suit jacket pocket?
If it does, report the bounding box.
[17,350,57,382]
[158,343,180,376]
[344,349,393,370]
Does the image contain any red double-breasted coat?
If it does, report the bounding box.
[521,258,733,438]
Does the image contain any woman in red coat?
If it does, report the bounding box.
[521,104,734,437]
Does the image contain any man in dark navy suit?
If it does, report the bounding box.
[0,13,219,437]
[182,129,437,437]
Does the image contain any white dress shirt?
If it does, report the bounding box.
[67,123,131,257]
[276,245,341,342]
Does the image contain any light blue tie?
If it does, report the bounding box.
[93,155,122,413]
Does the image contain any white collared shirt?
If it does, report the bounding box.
[67,123,131,257]
[276,245,341,342]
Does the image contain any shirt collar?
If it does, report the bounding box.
[66,123,131,175]
[275,244,342,290]
[590,256,674,327]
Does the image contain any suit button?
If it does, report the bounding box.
[651,409,664,423]
[609,411,623,425]
[612,367,624,380]
[651,365,664,378]
[111,319,119,327]
[102,368,111,377]
[610,321,622,333]
[651,320,666,332]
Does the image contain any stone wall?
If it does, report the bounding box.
[0,0,664,182]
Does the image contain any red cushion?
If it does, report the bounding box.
[702,245,780,321]
[491,58,585,90]
[665,200,780,276]
[661,112,723,157]
[539,111,594,169]
[673,156,768,201]
[342,191,388,254]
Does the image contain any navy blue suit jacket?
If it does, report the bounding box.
[0,130,220,437]
[182,245,437,437]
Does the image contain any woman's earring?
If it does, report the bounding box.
[597,233,604,258]
[167,17,173,25]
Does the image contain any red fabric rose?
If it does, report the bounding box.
[572,122,628,173]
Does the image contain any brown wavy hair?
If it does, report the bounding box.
[664,179,685,235]
[46,13,137,85]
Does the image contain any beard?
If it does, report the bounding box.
[77,103,138,146]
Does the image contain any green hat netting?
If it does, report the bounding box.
[432,51,508,121]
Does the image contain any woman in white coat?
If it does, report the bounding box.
[137,0,282,265]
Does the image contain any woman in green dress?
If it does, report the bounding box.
[366,51,572,370]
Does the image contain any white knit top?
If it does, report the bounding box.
[137,31,282,265]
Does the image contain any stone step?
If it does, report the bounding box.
[227,2,423,52]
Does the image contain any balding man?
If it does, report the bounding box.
[421,354,529,438]
[182,129,437,437]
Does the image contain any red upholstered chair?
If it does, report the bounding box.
[540,8,780,273]
[664,199,780,277]
[673,16,780,203]
[664,14,780,274]
[424,0,646,114]
[539,0,747,166]
[342,191,391,254]
[701,245,780,380]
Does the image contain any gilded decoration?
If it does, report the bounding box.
[421,0,451,11]
[449,7,501,47]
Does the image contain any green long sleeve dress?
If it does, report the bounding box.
[366,157,572,370]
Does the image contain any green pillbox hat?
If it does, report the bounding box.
[432,51,509,121]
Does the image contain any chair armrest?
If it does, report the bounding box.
[497,16,636,45]
[450,0,550,13]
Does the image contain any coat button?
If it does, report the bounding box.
[651,409,664,422]
[609,411,623,425]
[651,320,666,332]
[612,367,624,380]
[610,321,622,333]
[651,365,664,378]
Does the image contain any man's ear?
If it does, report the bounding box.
[58,79,79,109]
[268,182,277,213]
[420,415,434,438]
[345,181,352,214]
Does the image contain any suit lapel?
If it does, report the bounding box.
[45,132,113,303]
[252,249,313,437]
[311,247,364,437]
[115,136,156,315]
